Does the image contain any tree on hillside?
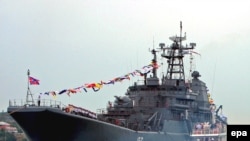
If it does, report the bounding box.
[0,129,16,141]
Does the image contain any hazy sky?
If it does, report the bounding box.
[1,0,250,124]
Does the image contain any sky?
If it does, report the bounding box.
[1,0,250,124]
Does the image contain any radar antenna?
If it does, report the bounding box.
[159,21,196,83]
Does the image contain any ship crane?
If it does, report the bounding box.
[7,22,227,141]
[215,105,227,125]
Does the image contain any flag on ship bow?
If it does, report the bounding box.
[29,76,40,85]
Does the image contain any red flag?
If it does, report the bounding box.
[29,76,40,85]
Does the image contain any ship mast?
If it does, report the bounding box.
[151,49,157,78]
[160,21,196,83]
[26,69,35,105]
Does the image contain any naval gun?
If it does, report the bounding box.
[113,96,133,108]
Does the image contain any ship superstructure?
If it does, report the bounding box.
[96,22,227,140]
[8,22,227,141]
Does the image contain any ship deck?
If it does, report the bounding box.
[7,99,227,141]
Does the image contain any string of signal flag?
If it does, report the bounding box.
[28,49,201,98]
[28,61,159,98]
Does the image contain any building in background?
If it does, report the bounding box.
[0,121,18,133]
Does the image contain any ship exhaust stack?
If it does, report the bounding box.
[7,22,227,141]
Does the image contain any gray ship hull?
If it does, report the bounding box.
[7,23,228,141]
[8,106,189,141]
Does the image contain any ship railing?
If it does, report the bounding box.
[66,104,97,119]
[96,108,107,114]
[96,108,131,116]
[8,99,66,109]
[191,123,227,136]
[134,80,145,86]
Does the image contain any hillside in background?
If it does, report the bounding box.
[0,111,28,141]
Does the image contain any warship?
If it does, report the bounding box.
[8,22,227,141]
